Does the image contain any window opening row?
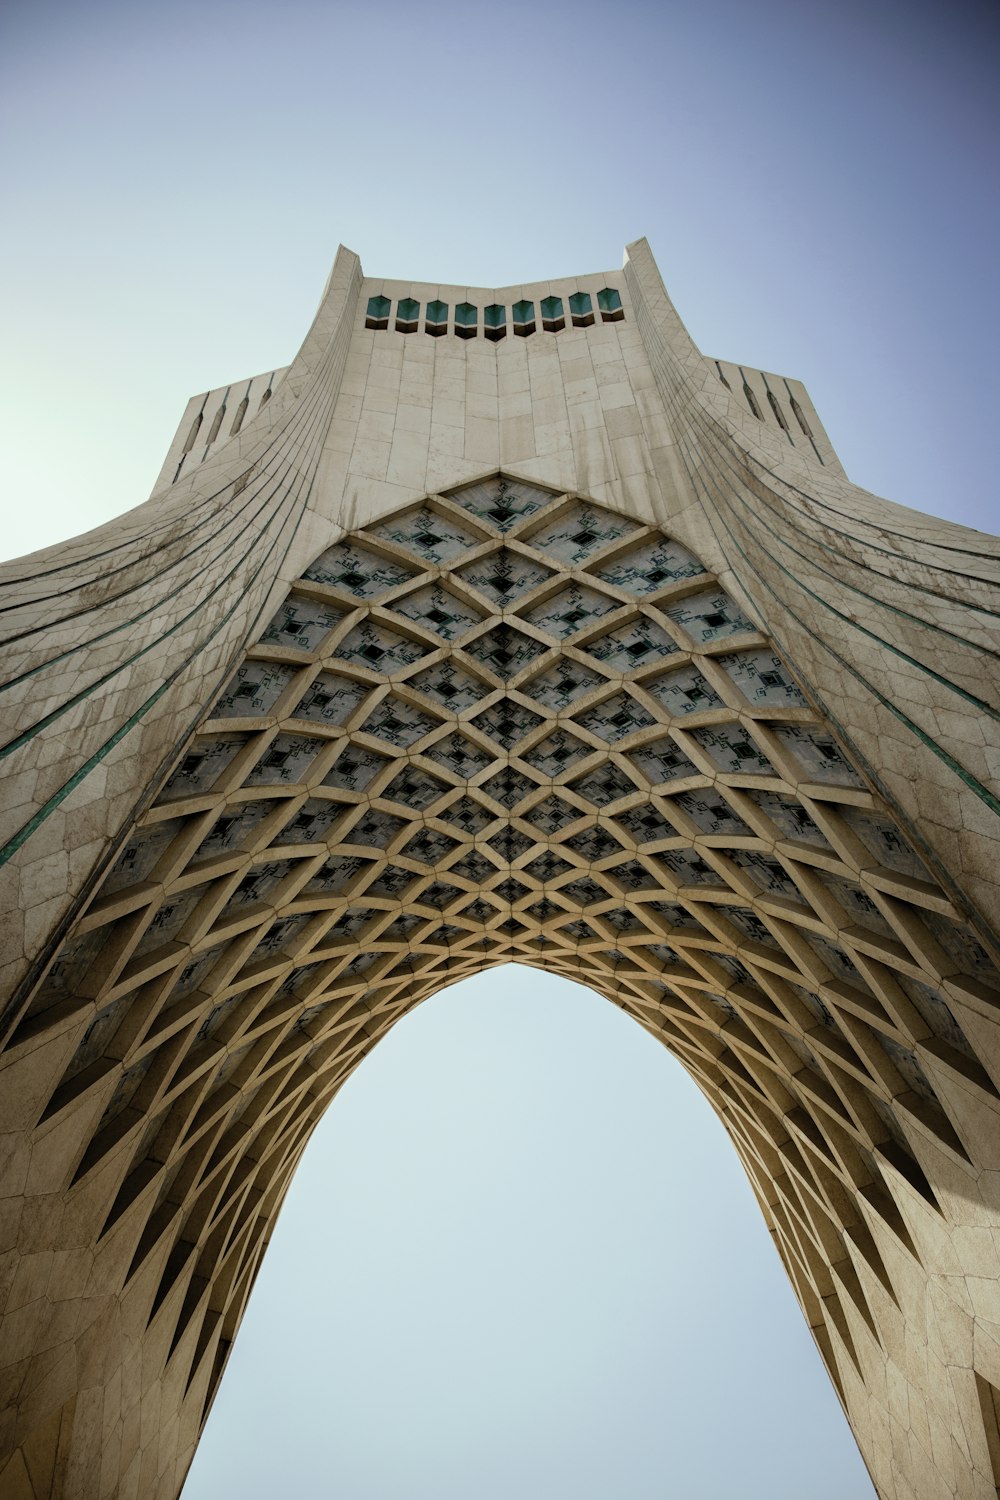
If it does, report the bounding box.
[365,288,624,337]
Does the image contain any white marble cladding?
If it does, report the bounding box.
[335,273,654,515]
[153,365,289,490]
[313,271,682,537]
[154,260,837,577]
[291,265,838,557]
[4,237,1000,1500]
[709,357,842,474]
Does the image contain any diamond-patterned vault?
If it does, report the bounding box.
[18,471,1000,1462]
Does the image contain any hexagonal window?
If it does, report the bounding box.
[455,302,477,339]
[484,303,506,342]
[663,588,754,645]
[365,294,390,330]
[371,504,479,565]
[425,299,448,336]
[540,295,564,332]
[472,697,544,751]
[597,287,624,322]
[591,536,705,594]
[512,299,535,336]
[523,582,619,639]
[715,649,806,709]
[583,617,678,672]
[323,744,393,792]
[391,584,483,641]
[396,298,420,333]
[360,696,437,750]
[569,291,594,327]
[642,665,723,717]
[574,690,656,742]
[333,620,428,673]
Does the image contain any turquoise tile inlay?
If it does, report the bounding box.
[593,537,705,596]
[716,649,806,709]
[457,547,552,608]
[371,505,479,565]
[392,584,484,641]
[527,500,639,567]
[305,539,416,599]
[446,475,554,531]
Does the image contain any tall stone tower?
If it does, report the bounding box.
[2,240,1000,1500]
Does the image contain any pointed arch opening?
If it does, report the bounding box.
[179,967,876,1499]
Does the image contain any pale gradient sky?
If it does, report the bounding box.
[1,0,997,1494]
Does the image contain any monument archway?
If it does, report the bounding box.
[179,965,874,1499]
[3,240,1000,1500]
[4,471,1000,1498]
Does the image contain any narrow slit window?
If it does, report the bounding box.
[715,361,731,390]
[789,393,814,437]
[229,393,250,437]
[396,298,420,334]
[455,302,477,339]
[540,296,564,332]
[257,385,272,411]
[512,300,535,337]
[182,408,204,454]
[569,291,594,327]
[425,300,448,336]
[365,295,391,331]
[597,287,624,322]
[766,389,790,432]
[205,396,228,446]
[740,372,763,420]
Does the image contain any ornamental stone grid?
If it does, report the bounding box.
[1,241,1000,1500]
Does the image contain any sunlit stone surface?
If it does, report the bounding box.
[2,240,1000,1499]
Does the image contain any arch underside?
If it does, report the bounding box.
[8,473,1000,1496]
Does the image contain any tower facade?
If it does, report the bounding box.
[2,241,1000,1500]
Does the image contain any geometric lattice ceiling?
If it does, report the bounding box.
[16,472,1000,1435]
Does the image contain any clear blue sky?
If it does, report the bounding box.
[2,0,997,1494]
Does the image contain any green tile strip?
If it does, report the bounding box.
[706,457,1000,708]
[726,415,1000,581]
[0,493,298,760]
[0,341,333,645]
[0,486,311,871]
[674,415,1000,822]
[0,287,354,866]
[0,310,342,718]
[631,296,1000,730]
[696,410,1000,631]
[0,398,327,753]
[1,465,302,695]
